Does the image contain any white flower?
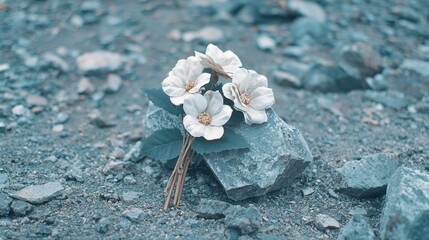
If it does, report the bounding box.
[183,91,233,140]
[161,56,211,105]
[195,44,242,78]
[222,68,275,125]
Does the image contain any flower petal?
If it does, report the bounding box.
[183,93,207,117]
[211,105,232,126]
[161,76,186,97]
[249,87,275,110]
[183,115,205,138]
[232,68,251,93]
[186,56,204,80]
[247,70,268,94]
[203,125,224,140]
[170,95,186,105]
[243,108,268,125]
[221,50,242,74]
[171,59,189,83]
[222,83,236,101]
[205,90,224,116]
[206,44,222,61]
[188,73,210,94]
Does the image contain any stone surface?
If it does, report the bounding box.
[145,105,313,201]
[257,35,276,51]
[10,182,64,204]
[122,208,145,223]
[76,51,124,75]
[401,59,429,76]
[364,90,416,109]
[337,215,375,240]
[336,153,400,198]
[0,193,11,217]
[26,95,48,107]
[0,173,8,190]
[290,17,329,42]
[379,166,429,240]
[224,204,261,235]
[196,198,231,219]
[10,200,33,216]
[182,26,224,44]
[337,42,383,81]
[288,0,326,22]
[314,214,340,231]
[42,52,69,72]
[104,74,122,94]
[123,141,145,163]
[303,64,362,92]
[78,78,95,94]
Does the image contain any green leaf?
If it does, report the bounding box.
[143,88,183,116]
[140,129,183,162]
[226,109,244,126]
[192,129,250,154]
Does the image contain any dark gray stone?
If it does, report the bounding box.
[364,90,416,109]
[10,181,64,204]
[379,166,429,240]
[337,153,400,198]
[123,141,145,163]
[144,105,313,201]
[337,215,375,240]
[10,200,33,216]
[224,204,261,235]
[96,217,111,234]
[314,214,340,231]
[273,61,309,88]
[290,17,329,43]
[0,193,11,217]
[303,64,363,92]
[401,59,429,77]
[288,0,326,22]
[337,42,383,81]
[54,112,69,124]
[196,198,231,219]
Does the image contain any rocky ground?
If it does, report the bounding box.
[1,0,429,239]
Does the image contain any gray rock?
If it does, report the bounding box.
[10,182,64,204]
[144,106,313,201]
[102,160,132,175]
[81,1,101,13]
[0,122,6,133]
[337,42,383,81]
[104,74,122,94]
[122,208,145,223]
[0,193,11,217]
[0,173,8,190]
[0,63,10,73]
[78,78,95,94]
[364,90,416,109]
[257,35,276,51]
[123,141,145,163]
[196,198,231,219]
[182,26,224,44]
[54,112,69,124]
[303,64,361,92]
[76,51,124,75]
[282,46,307,58]
[12,105,33,118]
[379,166,429,240]
[337,153,400,198]
[123,175,137,185]
[26,95,48,107]
[121,191,140,204]
[365,74,388,91]
[224,205,261,235]
[314,214,340,231]
[337,215,375,240]
[272,70,303,88]
[288,0,326,22]
[42,52,69,72]
[401,59,429,76]
[10,200,33,216]
[290,17,329,43]
[96,217,111,234]
[274,61,310,88]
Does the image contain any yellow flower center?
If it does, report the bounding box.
[240,93,251,105]
[198,112,211,125]
[185,81,195,91]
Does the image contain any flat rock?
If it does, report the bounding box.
[26,95,48,107]
[290,17,329,43]
[123,141,145,163]
[224,204,261,235]
[364,90,416,109]
[336,153,400,198]
[10,181,64,204]
[303,64,361,92]
[401,59,429,76]
[0,193,11,217]
[196,198,231,219]
[314,214,340,231]
[379,166,429,240]
[104,74,122,93]
[182,26,224,44]
[122,208,145,223]
[257,35,276,51]
[144,105,313,201]
[337,215,375,240]
[76,51,124,75]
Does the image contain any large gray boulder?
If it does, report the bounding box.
[144,104,313,201]
[337,215,375,240]
[379,166,429,240]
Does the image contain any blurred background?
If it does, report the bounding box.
[1,0,429,239]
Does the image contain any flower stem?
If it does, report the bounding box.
[210,71,219,90]
[163,132,194,211]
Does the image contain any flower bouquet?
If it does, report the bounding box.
[141,44,275,210]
